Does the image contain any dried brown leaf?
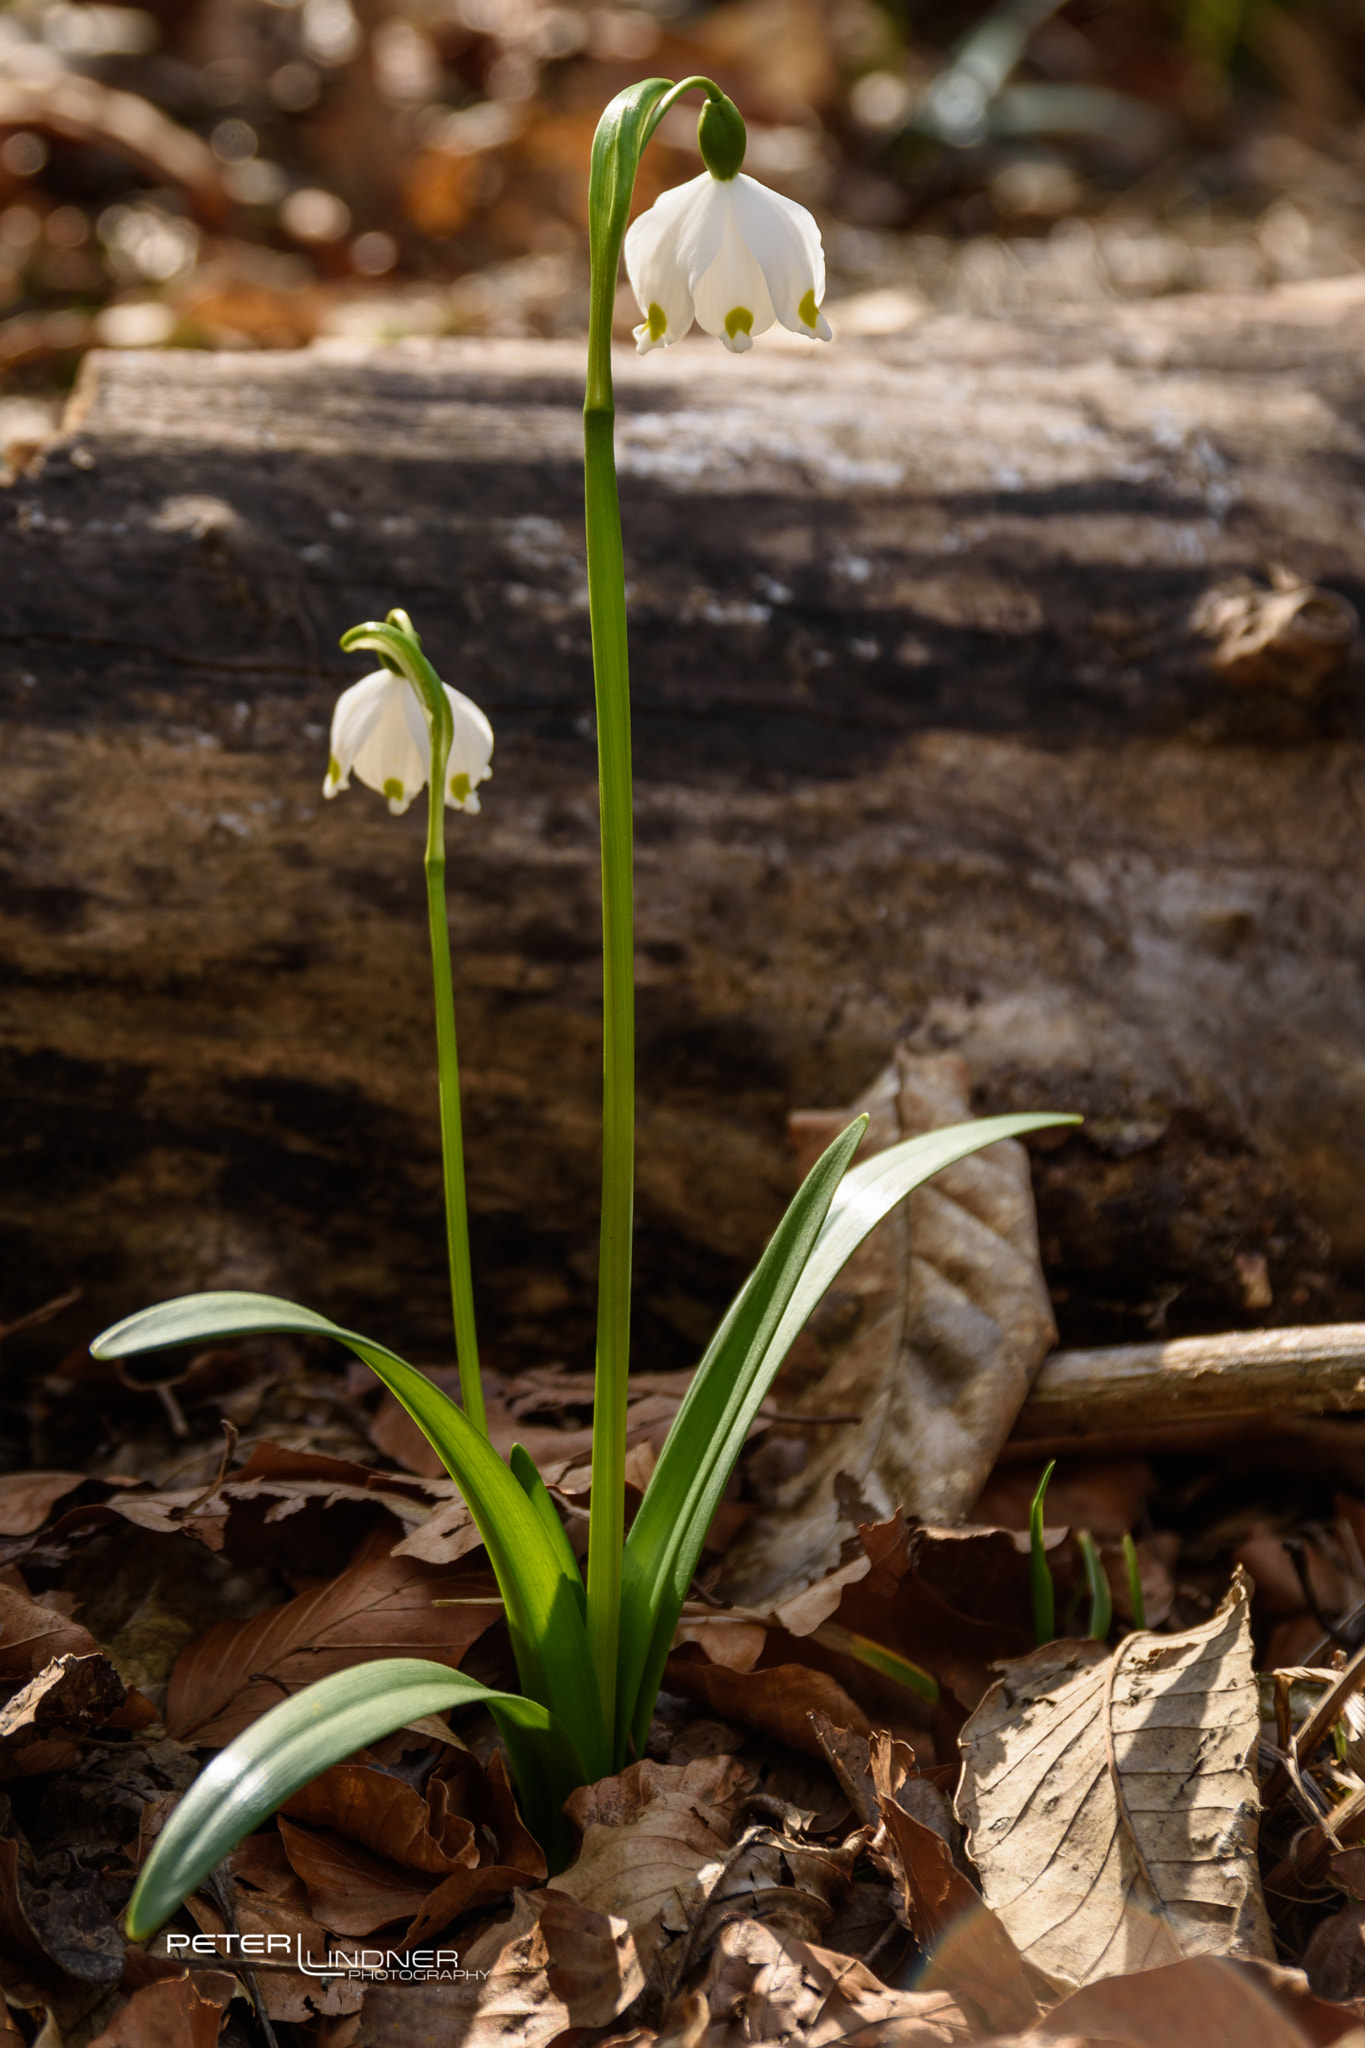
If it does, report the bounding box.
[0,1584,97,1682]
[698,1917,975,2046]
[353,1886,642,2046]
[279,1746,546,1940]
[0,1475,89,1538]
[0,1653,150,1780]
[717,1050,1058,1607]
[283,1760,479,1875]
[957,1571,1273,1997]
[86,1971,235,2048]
[164,1554,501,1744]
[190,1835,361,2024]
[663,1655,871,1754]
[0,1796,125,1988]
[552,1756,751,1974]
[276,1818,441,1937]
[1030,1954,1365,2047]
[871,1731,1039,2034]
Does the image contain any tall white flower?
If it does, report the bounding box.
[323,669,493,816]
[625,170,832,356]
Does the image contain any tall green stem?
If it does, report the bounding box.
[424,725,486,1439]
[581,73,734,1740]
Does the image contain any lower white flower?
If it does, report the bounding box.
[625,170,832,355]
[323,669,493,815]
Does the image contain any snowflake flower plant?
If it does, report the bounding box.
[97,77,1074,1941]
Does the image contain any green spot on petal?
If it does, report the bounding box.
[450,771,471,802]
[326,754,342,784]
[798,288,819,329]
[647,302,667,341]
[383,778,404,802]
[724,306,754,340]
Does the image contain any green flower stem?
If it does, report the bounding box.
[340,614,486,1438]
[423,722,486,1439]
[581,72,736,1732]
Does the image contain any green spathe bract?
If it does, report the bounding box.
[93,70,1080,1944]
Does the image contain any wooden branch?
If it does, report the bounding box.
[1008,1325,1365,1453]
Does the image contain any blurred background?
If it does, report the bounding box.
[0,0,1364,449]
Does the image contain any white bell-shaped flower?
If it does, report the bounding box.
[625,171,832,355]
[323,669,493,816]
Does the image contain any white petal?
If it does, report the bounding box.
[324,669,391,798]
[350,674,430,813]
[624,174,708,348]
[728,174,827,336]
[444,684,494,812]
[691,184,775,345]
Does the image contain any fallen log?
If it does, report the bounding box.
[1007,1324,1365,1456]
[4,278,1365,1366]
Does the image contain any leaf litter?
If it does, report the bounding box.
[7,1078,1365,2043]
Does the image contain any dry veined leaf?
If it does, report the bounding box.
[717,1050,1057,1608]
[956,1570,1273,1997]
[279,1748,546,1941]
[0,1583,98,1681]
[165,1553,502,1744]
[550,1756,751,1976]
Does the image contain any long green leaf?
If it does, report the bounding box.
[93,1294,607,1779]
[620,1110,1079,1759]
[125,1659,574,1939]
[512,1443,586,1618]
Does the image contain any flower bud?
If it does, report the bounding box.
[697,94,746,181]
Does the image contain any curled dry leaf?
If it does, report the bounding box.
[354,1886,642,2047]
[871,1731,1039,2035]
[718,1050,1057,1608]
[956,1570,1274,1998]
[0,1653,153,1780]
[86,1971,236,2048]
[279,1748,546,1940]
[164,1553,502,1744]
[696,1916,975,2046]
[551,1756,751,1977]
[663,1654,871,1754]
[190,1834,361,2025]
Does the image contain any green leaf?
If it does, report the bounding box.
[1030,1457,1057,1647]
[511,1443,586,1618]
[811,1621,938,1702]
[125,1659,573,1940]
[1078,1529,1113,1641]
[93,1294,608,1780]
[620,1111,1079,1759]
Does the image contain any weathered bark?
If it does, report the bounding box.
[1012,1323,1365,1442]
[4,278,1365,1368]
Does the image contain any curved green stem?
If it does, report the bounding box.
[341,614,486,1437]
[581,73,736,1732]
